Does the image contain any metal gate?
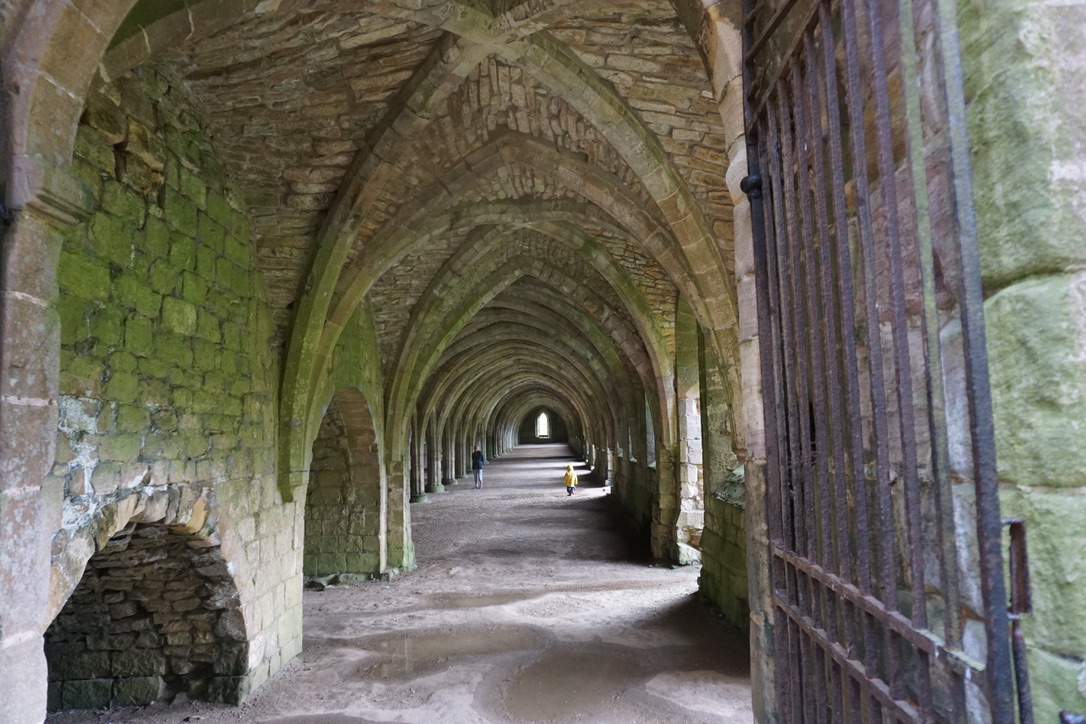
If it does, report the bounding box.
[741,0,1029,719]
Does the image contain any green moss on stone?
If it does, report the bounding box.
[61,679,113,710]
[161,297,197,335]
[104,372,140,403]
[124,316,154,357]
[987,274,1086,487]
[101,181,147,225]
[90,307,124,347]
[182,272,209,305]
[59,252,110,301]
[114,272,162,318]
[165,186,198,237]
[1022,646,1086,723]
[144,216,170,259]
[91,214,136,266]
[111,676,163,706]
[116,405,150,433]
[961,0,1086,289]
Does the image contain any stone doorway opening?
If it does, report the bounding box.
[44,523,249,712]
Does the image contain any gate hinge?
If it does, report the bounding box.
[1004,518,1031,616]
[740,174,763,199]
[1004,518,1035,724]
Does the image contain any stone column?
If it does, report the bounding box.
[408,413,426,504]
[455,428,468,479]
[384,452,413,570]
[1,168,91,724]
[424,416,444,494]
[672,298,704,565]
[441,425,456,486]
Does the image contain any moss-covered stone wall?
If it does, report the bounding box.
[696,324,747,631]
[699,496,748,632]
[613,458,656,544]
[307,302,391,573]
[45,64,301,707]
[305,405,356,576]
[961,0,1086,717]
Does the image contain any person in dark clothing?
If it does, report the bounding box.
[471,445,486,489]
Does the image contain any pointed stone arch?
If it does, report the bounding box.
[303,387,386,577]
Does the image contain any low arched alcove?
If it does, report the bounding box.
[518,407,568,443]
[44,523,248,711]
[304,388,384,577]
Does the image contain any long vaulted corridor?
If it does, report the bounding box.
[6,0,1086,721]
[47,444,753,724]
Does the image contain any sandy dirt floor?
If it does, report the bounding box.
[47,444,754,724]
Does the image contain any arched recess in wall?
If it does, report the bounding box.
[304,388,385,577]
[44,520,248,711]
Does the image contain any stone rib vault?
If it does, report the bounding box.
[3,0,1086,721]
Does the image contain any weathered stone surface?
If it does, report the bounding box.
[111,676,163,706]
[15,0,1081,720]
[986,273,1086,488]
[59,678,113,710]
[962,0,1086,290]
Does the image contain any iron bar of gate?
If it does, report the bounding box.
[772,82,819,721]
[924,0,1018,710]
[895,0,967,662]
[744,0,1027,718]
[834,0,906,706]
[777,593,924,722]
[799,38,851,718]
[811,6,883,688]
[776,547,988,676]
[789,55,845,720]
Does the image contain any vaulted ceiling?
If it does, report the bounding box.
[102,0,735,436]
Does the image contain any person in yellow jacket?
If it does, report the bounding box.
[563,464,578,496]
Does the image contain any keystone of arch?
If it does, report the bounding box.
[463,305,669,439]
[449,298,646,416]
[494,380,607,450]
[282,23,742,496]
[499,391,581,434]
[442,310,620,388]
[498,395,585,444]
[450,360,604,429]
[412,290,634,412]
[434,365,604,459]
[468,289,660,430]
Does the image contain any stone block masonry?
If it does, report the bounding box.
[45,523,248,709]
[304,396,383,577]
[44,62,302,709]
[961,0,1086,716]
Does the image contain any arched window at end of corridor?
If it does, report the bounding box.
[535,411,550,439]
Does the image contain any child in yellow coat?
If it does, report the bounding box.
[563,464,578,496]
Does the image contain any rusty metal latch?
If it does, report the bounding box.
[1004,518,1034,724]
